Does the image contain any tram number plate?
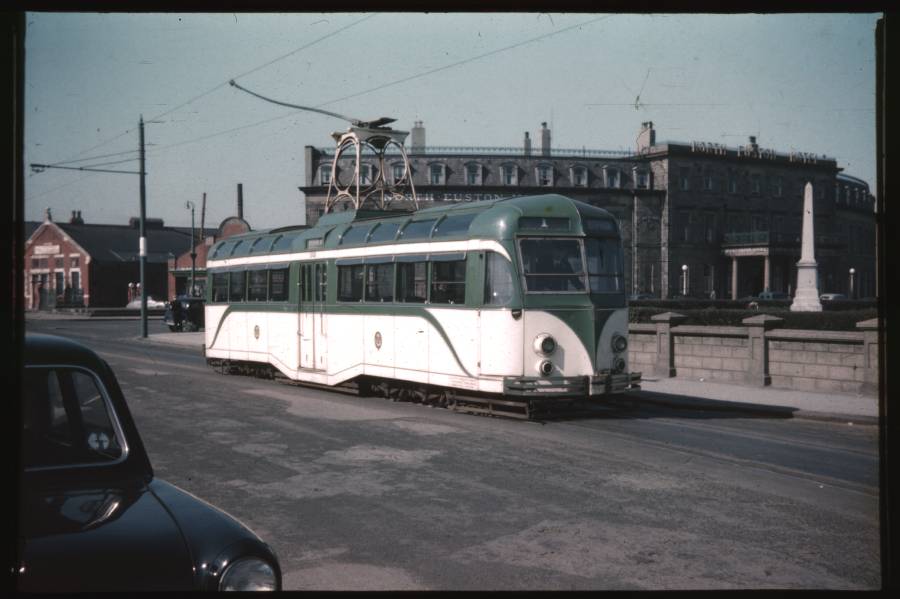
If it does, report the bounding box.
[448,376,478,390]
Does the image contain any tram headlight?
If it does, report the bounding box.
[537,360,554,377]
[613,357,626,373]
[611,334,628,353]
[533,333,556,356]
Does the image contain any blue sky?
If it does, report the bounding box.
[24,12,880,230]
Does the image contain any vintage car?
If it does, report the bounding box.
[164,295,206,332]
[17,333,281,592]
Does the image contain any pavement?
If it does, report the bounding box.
[24,312,880,424]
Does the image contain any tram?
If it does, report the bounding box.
[204,193,640,418]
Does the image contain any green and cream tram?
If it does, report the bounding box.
[204,194,640,418]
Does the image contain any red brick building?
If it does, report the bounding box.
[25,209,193,309]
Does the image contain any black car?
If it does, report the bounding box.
[164,295,205,332]
[17,333,281,592]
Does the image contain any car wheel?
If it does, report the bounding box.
[168,325,178,332]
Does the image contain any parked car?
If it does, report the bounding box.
[629,293,654,300]
[164,295,205,332]
[126,295,166,309]
[758,291,791,300]
[820,293,847,301]
[17,333,282,592]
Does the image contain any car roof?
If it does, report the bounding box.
[25,333,106,368]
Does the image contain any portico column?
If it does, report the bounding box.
[731,256,738,300]
[763,254,771,292]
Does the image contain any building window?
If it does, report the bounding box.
[751,174,761,195]
[679,211,690,242]
[536,164,554,187]
[55,257,64,269]
[703,174,713,191]
[705,213,715,244]
[635,170,649,189]
[571,166,588,187]
[359,164,373,186]
[501,164,518,186]
[816,182,825,200]
[604,167,620,189]
[391,163,406,184]
[318,165,332,186]
[728,173,737,194]
[679,167,690,191]
[752,214,767,231]
[465,163,482,186]
[773,176,783,197]
[31,258,39,269]
[429,164,445,185]
[55,272,64,294]
[70,256,79,267]
[71,271,80,291]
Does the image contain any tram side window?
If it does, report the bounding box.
[431,260,466,305]
[229,271,246,302]
[247,269,268,301]
[366,263,394,302]
[212,272,229,303]
[269,267,289,302]
[316,264,327,302]
[397,262,427,303]
[337,265,364,302]
[485,252,514,305]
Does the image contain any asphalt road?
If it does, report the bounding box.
[25,319,882,590]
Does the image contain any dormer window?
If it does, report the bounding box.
[359,164,374,186]
[391,163,406,184]
[429,163,446,185]
[536,164,554,187]
[634,168,649,189]
[501,164,518,186]
[603,166,620,189]
[570,165,588,187]
[318,165,332,186]
[465,163,483,186]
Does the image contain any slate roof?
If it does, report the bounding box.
[35,221,194,265]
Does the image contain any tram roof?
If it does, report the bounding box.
[208,194,618,260]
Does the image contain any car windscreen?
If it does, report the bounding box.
[518,238,586,293]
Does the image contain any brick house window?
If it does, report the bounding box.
[70,256,79,267]
[604,167,620,189]
[55,257,64,268]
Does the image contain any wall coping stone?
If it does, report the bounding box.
[671,325,747,337]
[742,314,785,329]
[629,323,657,333]
[651,311,687,324]
[765,328,864,343]
[856,318,882,331]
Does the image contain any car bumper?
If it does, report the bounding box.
[503,371,641,398]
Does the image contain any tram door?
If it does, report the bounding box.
[299,262,327,371]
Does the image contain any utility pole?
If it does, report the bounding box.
[186,200,196,296]
[139,116,148,338]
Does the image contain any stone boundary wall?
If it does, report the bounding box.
[628,313,880,396]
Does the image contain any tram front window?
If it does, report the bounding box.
[585,237,624,293]
[519,238,586,292]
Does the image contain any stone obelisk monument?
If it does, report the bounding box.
[791,181,822,312]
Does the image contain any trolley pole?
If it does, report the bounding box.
[139,116,148,338]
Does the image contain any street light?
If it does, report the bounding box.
[186,200,196,296]
[849,267,856,299]
[682,264,688,296]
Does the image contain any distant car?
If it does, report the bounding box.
[164,295,205,332]
[126,296,166,309]
[758,291,791,300]
[629,293,654,300]
[18,333,282,592]
[820,293,847,301]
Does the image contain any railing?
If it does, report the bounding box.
[722,231,846,247]
[316,146,634,158]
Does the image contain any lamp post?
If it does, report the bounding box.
[186,200,196,296]
[681,264,688,296]
[849,267,856,299]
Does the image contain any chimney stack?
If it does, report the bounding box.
[411,120,425,152]
[524,131,532,156]
[749,135,758,151]
[540,122,551,157]
[69,210,84,224]
[636,121,656,153]
[237,183,243,220]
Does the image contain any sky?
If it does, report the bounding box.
[24,12,881,231]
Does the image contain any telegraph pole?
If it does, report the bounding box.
[139,116,148,338]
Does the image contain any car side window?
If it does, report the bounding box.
[23,367,125,470]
